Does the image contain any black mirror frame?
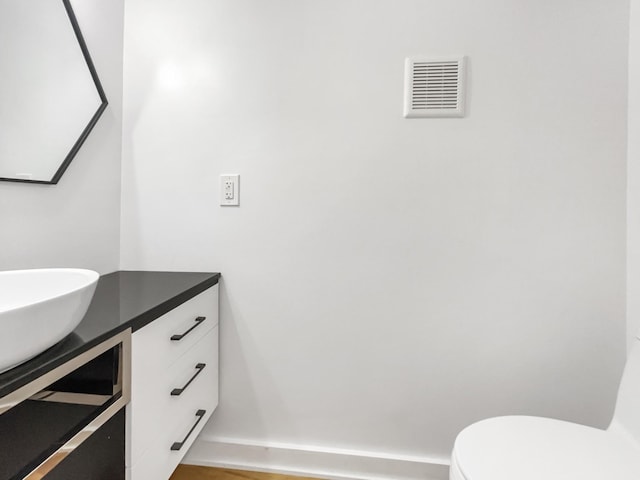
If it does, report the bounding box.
[0,0,108,185]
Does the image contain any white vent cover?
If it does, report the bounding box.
[404,56,466,118]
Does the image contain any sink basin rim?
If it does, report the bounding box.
[0,268,99,314]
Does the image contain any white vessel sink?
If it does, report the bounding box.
[0,268,99,373]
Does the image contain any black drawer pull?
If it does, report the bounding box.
[171,316,206,341]
[171,363,206,396]
[171,409,206,451]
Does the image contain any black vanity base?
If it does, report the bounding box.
[44,408,125,480]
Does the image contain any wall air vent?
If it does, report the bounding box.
[404,56,466,118]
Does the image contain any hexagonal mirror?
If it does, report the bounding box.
[0,0,107,184]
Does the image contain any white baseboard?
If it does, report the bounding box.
[182,437,450,480]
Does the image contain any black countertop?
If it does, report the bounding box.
[0,270,220,398]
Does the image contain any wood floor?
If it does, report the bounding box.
[170,465,321,480]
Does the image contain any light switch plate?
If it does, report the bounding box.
[220,174,239,206]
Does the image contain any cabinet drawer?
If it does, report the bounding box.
[133,286,218,373]
[127,405,214,480]
[129,325,218,465]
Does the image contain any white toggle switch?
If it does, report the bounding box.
[220,174,240,206]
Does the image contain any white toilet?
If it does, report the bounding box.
[450,341,640,480]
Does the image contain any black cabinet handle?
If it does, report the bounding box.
[171,410,206,451]
[171,363,206,396]
[171,316,206,341]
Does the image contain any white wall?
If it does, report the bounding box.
[121,0,629,473]
[0,0,123,274]
[629,0,640,349]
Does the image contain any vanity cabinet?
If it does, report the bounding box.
[127,284,219,480]
[0,271,220,480]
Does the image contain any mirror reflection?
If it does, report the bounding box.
[0,0,107,184]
